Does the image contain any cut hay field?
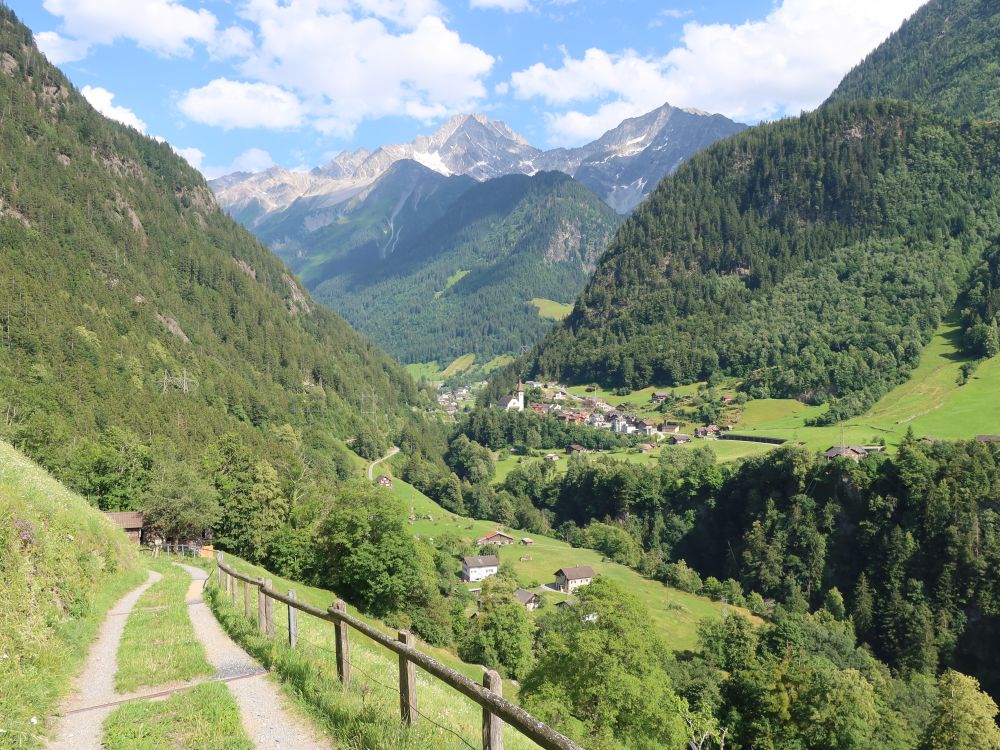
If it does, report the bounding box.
[529,298,573,321]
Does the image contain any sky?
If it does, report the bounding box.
[11,0,927,178]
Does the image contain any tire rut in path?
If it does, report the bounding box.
[176,563,333,750]
[45,569,163,750]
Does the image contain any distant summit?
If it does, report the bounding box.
[211,103,745,219]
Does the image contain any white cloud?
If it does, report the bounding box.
[234,3,494,136]
[201,147,276,179]
[470,0,533,11]
[178,79,305,130]
[209,26,256,61]
[173,146,205,170]
[81,85,147,132]
[511,0,925,144]
[40,0,217,59]
[34,31,90,64]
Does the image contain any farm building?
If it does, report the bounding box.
[477,530,515,546]
[376,475,393,488]
[822,446,868,462]
[669,434,692,445]
[104,511,145,544]
[555,565,594,594]
[462,555,499,582]
[514,588,541,611]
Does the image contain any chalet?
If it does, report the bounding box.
[651,391,671,404]
[694,425,721,438]
[637,419,658,436]
[376,475,393,489]
[822,445,868,462]
[462,555,499,582]
[555,565,594,594]
[104,511,145,545]
[477,530,515,546]
[669,434,692,445]
[555,599,598,622]
[976,435,1000,443]
[514,588,541,611]
[543,453,561,461]
[639,443,657,453]
[566,444,590,455]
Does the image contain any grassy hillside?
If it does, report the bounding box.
[0,6,423,506]
[390,478,754,651]
[828,0,1000,120]
[0,440,141,748]
[728,320,1000,448]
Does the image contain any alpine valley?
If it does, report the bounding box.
[211,105,745,367]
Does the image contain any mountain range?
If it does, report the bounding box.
[210,104,742,365]
[212,104,745,220]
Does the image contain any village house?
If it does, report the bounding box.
[104,511,145,545]
[530,403,547,415]
[694,425,721,438]
[637,419,659,436]
[639,443,656,453]
[566,444,590,455]
[587,412,606,427]
[555,565,594,594]
[376,475,393,489]
[660,423,681,435]
[514,588,541,611]
[651,391,672,404]
[822,445,868,462]
[477,530,515,546]
[462,555,499,583]
[543,453,561,461]
[555,599,599,622]
[670,434,692,445]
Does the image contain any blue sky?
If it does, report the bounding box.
[11,0,925,178]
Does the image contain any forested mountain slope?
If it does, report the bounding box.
[526,101,1000,421]
[314,169,622,364]
[827,0,1000,120]
[0,7,422,503]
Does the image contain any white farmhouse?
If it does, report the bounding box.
[462,555,500,582]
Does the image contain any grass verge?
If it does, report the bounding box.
[114,561,214,692]
[102,682,252,750]
[0,440,141,749]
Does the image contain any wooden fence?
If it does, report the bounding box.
[214,553,584,750]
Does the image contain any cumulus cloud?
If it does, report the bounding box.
[200,147,276,179]
[470,0,534,11]
[34,31,90,64]
[40,0,217,59]
[511,0,925,144]
[81,85,147,132]
[173,146,205,170]
[231,3,494,136]
[178,78,305,130]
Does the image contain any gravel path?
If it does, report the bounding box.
[45,569,163,750]
[177,564,332,750]
[368,445,399,480]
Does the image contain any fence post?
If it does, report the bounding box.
[264,579,275,638]
[483,670,504,750]
[330,600,350,686]
[257,577,266,634]
[230,574,238,607]
[287,590,298,648]
[398,630,417,726]
[244,578,252,620]
[217,552,224,587]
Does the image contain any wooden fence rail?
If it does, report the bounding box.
[214,553,584,750]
